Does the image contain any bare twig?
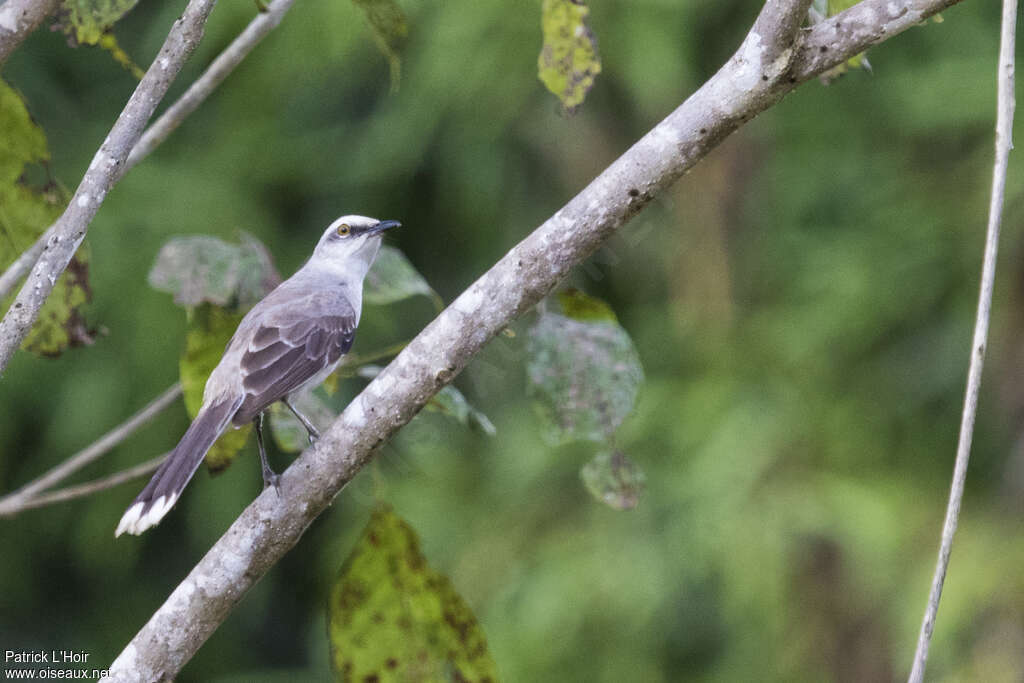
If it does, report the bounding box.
[0,0,218,374]
[97,0,989,679]
[126,0,297,169]
[11,454,168,513]
[0,0,300,302]
[0,0,58,66]
[908,0,1016,680]
[0,383,182,517]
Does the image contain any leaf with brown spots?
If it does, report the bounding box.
[328,504,500,682]
[537,0,601,113]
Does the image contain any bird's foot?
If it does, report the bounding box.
[262,469,281,495]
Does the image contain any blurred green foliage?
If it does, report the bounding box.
[2,1,1024,681]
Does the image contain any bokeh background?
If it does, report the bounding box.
[3,0,1024,680]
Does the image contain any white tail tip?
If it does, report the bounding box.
[115,494,178,537]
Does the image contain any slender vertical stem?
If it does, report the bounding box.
[908,2,1017,680]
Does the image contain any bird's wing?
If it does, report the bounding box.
[233,291,356,423]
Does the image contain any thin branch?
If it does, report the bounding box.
[10,454,168,513]
[0,0,58,66]
[0,0,218,374]
[908,0,1016,680]
[101,0,997,678]
[0,383,182,518]
[0,233,47,299]
[125,0,298,169]
[0,0,299,302]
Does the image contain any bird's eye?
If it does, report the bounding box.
[336,223,351,237]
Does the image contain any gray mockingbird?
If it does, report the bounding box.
[116,215,400,536]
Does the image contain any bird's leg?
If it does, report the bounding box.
[282,396,321,444]
[254,412,280,493]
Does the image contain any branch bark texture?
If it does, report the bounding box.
[908,0,1016,679]
[98,0,964,679]
[0,0,58,66]
[0,0,218,374]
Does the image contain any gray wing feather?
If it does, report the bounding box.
[233,292,356,424]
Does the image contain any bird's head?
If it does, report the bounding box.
[313,215,400,277]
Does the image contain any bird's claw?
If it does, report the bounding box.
[262,471,281,495]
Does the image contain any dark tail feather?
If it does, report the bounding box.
[115,398,237,536]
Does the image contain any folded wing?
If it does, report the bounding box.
[233,293,356,424]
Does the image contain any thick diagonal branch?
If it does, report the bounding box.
[98,0,967,679]
[0,0,218,374]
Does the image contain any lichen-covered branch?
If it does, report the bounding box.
[0,0,218,374]
[0,0,298,303]
[99,0,970,679]
[0,0,58,66]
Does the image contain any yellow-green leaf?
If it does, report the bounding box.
[328,504,500,683]
[0,79,95,358]
[538,0,601,113]
[60,0,139,45]
[21,249,96,356]
[556,288,616,323]
[179,303,250,473]
[352,0,408,92]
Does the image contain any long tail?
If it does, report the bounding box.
[115,398,237,537]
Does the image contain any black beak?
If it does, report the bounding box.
[369,219,401,235]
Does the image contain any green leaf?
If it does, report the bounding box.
[21,249,96,356]
[268,390,336,453]
[426,386,496,436]
[580,449,646,510]
[364,245,437,306]
[148,233,281,311]
[0,79,95,358]
[526,292,643,445]
[60,0,140,45]
[179,303,250,473]
[352,0,408,92]
[538,0,601,113]
[556,288,617,323]
[328,504,500,683]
